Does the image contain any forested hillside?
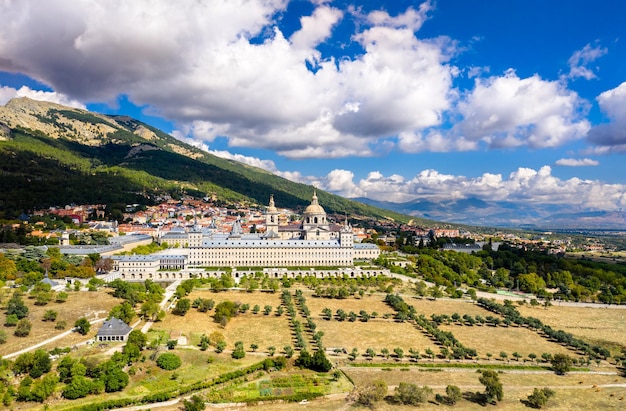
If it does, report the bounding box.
[0,98,418,224]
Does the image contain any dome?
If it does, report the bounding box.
[303,190,325,215]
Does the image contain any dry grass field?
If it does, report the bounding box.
[0,289,122,356]
[317,319,435,354]
[305,293,396,319]
[156,289,293,351]
[439,324,575,359]
[517,304,626,347]
[408,297,490,317]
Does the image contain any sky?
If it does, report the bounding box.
[1,0,626,210]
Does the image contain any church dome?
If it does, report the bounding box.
[304,190,325,215]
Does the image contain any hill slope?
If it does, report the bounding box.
[0,97,420,224]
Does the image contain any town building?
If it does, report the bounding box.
[111,192,380,280]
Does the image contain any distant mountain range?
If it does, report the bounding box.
[355,197,626,230]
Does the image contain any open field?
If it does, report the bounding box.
[4,288,625,411]
[156,289,293,350]
[439,324,577,359]
[518,304,626,348]
[305,292,396,319]
[0,289,122,356]
[407,297,491,317]
[318,318,436,354]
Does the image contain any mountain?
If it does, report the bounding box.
[0,97,423,225]
[355,197,626,230]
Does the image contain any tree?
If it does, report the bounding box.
[526,387,555,409]
[267,346,276,356]
[62,375,93,399]
[214,300,238,325]
[263,305,272,315]
[6,293,28,318]
[232,341,245,359]
[394,382,432,405]
[140,301,161,321]
[173,298,192,316]
[14,319,32,337]
[551,353,573,375]
[127,330,148,350]
[0,329,7,344]
[156,353,182,370]
[109,302,135,324]
[436,384,462,405]
[97,360,129,392]
[250,343,259,352]
[43,309,58,322]
[479,370,503,403]
[350,379,388,407]
[366,348,376,360]
[182,394,205,411]
[74,317,91,335]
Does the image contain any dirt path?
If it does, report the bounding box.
[3,317,105,359]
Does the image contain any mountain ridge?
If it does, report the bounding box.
[355,196,626,230]
[0,98,423,226]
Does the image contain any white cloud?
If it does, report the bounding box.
[0,1,458,159]
[457,69,590,149]
[311,166,626,210]
[554,158,599,167]
[587,81,626,147]
[566,43,607,80]
[366,2,433,31]
[0,85,85,108]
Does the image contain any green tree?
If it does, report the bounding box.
[156,353,182,370]
[127,330,147,350]
[173,298,192,316]
[74,317,91,335]
[6,293,29,318]
[526,387,555,409]
[109,302,135,324]
[42,309,58,322]
[551,353,573,375]
[479,370,503,403]
[182,394,206,411]
[350,379,388,407]
[394,382,432,405]
[62,375,93,399]
[14,319,32,337]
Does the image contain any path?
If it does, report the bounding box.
[3,317,105,359]
[140,279,181,334]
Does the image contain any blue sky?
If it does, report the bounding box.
[1,0,626,209]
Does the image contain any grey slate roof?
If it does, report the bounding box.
[96,317,132,337]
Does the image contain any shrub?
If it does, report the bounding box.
[156,353,182,370]
[14,319,32,337]
[43,310,58,322]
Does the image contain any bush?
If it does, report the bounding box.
[74,317,91,335]
[14,319,32,337]
[156,353,182,370]
[526,387,555,408]
[5,314,18,327]
[43,310,58,322]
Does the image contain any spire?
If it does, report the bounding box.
[267,194,277,213]
[311,189,319,206]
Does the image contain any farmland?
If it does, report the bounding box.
[2,283,625,411]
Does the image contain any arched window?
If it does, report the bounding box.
[314,217,318,224]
